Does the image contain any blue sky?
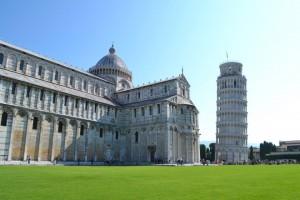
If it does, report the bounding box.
[1,0,300,146]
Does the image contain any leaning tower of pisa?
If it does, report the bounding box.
[215,61,248,163]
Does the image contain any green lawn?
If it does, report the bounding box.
[0,165,299,200]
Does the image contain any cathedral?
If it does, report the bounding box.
[0,40,200,164]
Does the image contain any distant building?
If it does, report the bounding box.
[276,140,300,152]
[215,61,248,163]
[0,40,200,164]
[264,140,300,161]
[252,147,260,161]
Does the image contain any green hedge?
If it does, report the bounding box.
[266,153,300,160]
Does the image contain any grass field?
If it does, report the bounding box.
[0,165,299,200]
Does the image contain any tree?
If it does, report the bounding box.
[200,144,206,160]
[209,143,216,161]
[206,148,211,161]
[249,146,254,160]
[260,141,276,160]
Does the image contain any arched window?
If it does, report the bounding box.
[99,128,103,137]
[55,71,59,81]
[58,121,63,132]
[26,86,31,98]
[83,81,87,90]
[40,90,44,101]
[19,60,24,71]
[85,101,89,111]
[11,82,17,95]
[80,125,84,135]
[70,76,73,86]
[135,132,139,143]
[116,131,119,140]
[64,96,68,106]
[157,104,161,114]
[0,53,4,65]
[1,112,8,126]
[141,107,145,116]
[164,85,168,93]
[32,117,39,130]
[95,84,99,94]
[38,66,42,76]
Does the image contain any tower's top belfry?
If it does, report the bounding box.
[219,61,243,76]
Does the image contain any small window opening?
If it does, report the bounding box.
[38,66,42,76]
[19,60,24,71]
[75,99,79,108]
[135,132,139,143]
[99,128,103,137]
[95,103,97,112]
[85,101,89,110]
[157,104,161,114]
[149,106,152,115]
[1,112,8,126]
[70,76,73,86]
[53,93,57,104]
[58,121,63,132]
[64,96,68,106]
[116,131,119,140]
[141,107,144,116]
[0,53,4,65]
[55,71,59,81]
[84,81,87,90]
[80,125,84,135]
[26,86,31,97]
[40,90,44,101]
[32,117,39,130]
[11,82,17,95]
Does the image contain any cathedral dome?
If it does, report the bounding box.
[89,45,132,85]
[93,45,128,70]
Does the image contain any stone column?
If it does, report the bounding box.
[7,109,18,161]
[23,112,33,161]
[74,120,80,161]
[84,122,90,162]
[63,119,69,161]
[51,117,58,161]
[37,115,45,161]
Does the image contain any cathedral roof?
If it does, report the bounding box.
[0,40,113,84]
[0,68,117,106]
[121,94,196,110]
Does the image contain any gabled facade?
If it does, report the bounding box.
[0,40,200,164]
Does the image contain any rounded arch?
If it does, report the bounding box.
[69,119,78,127]
[0,106,13,114]
[45,114,54,123]
[18,109,29,118]
[31,112,43,120]
[89,123,97,130]
[57,117,67,125]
